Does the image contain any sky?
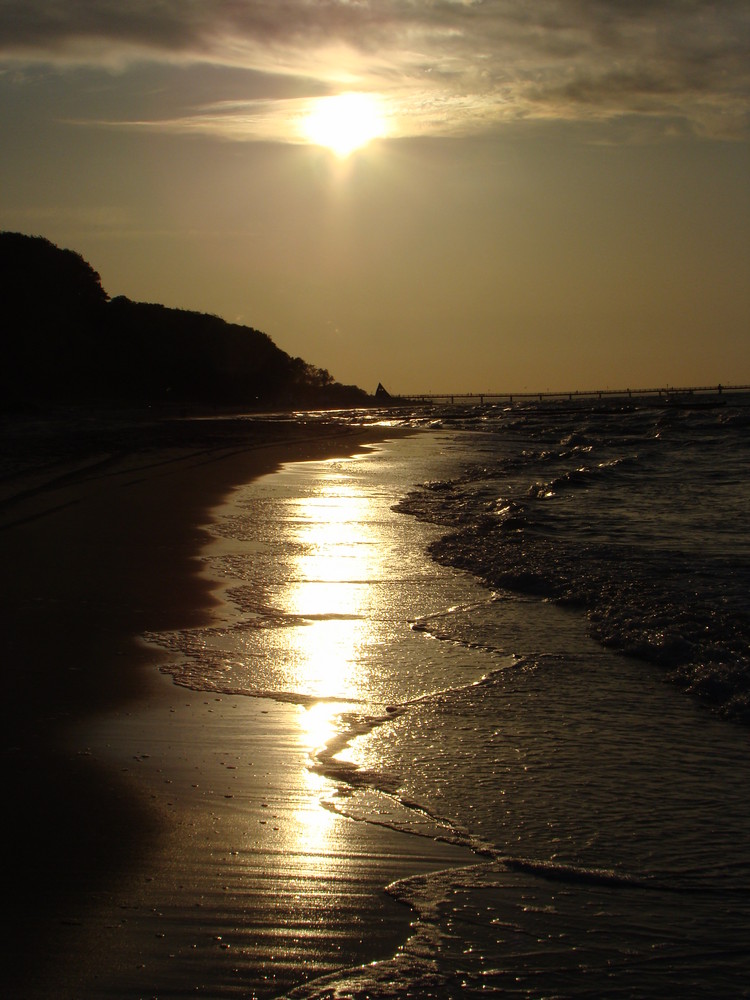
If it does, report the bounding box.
[1,1,749,394]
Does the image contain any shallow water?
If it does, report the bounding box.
[149,402,750,998]
[150,432,496,739]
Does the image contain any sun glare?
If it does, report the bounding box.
[301,93,386,157]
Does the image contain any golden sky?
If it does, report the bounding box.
[1,1,748,393]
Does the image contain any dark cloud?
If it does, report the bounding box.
[0,1,393,52]
[1,1,747,136]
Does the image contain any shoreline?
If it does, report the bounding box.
[1,412,406,732]
[1,412,472,997]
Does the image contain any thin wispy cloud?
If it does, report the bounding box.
[1,1,748,138]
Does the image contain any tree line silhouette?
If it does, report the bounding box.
[1,232,373,410]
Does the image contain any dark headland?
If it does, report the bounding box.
[0,231,381,412]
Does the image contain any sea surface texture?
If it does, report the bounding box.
[150,394,750,999]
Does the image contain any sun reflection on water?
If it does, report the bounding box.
[278,463,388,852]
[281,468,385,705]
[298,700,348,756]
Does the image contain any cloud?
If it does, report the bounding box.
[1,1,748,138]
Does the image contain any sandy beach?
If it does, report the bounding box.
[0,411,469,998]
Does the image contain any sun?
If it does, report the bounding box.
[301,93,386,157]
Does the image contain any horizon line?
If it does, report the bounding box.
[394,382,750,402]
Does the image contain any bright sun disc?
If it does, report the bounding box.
[302,93,386,157]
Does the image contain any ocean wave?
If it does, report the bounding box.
[395,403,750,721]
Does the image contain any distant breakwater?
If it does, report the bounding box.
[397,383,749,406]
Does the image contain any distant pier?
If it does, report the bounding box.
[398,383,750,406]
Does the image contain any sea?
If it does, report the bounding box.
[148,391,750,999]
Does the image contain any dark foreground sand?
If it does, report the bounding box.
[0,411,469,998]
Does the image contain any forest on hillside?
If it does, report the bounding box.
[0,232,374,410]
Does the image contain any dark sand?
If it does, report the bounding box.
[0,411,470,998]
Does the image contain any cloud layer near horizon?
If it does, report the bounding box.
[1,1,748,139]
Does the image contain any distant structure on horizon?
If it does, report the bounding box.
[400,384,749,406]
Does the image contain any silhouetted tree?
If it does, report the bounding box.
[1,232,108,402]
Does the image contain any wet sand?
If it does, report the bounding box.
[0,412,470,998]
